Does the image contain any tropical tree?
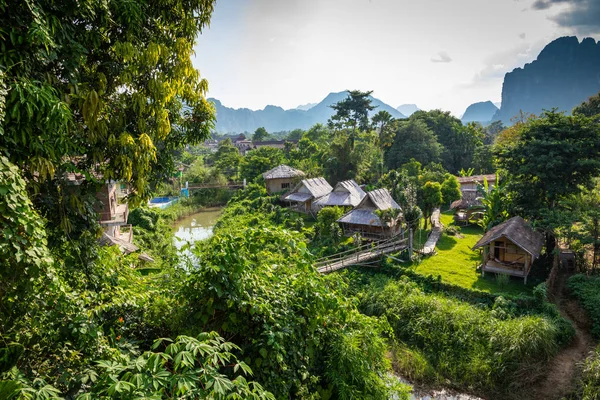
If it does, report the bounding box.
[372,110,396,148]
[573,92,600,120]
[0,0,216,209]
[253,127,270,142]
[213,139,242,179]
[441,174,461,208]
[475,175,509,232]
[385,119,442,169]
[495,110,600,253]
[421,181,443,230]
[329,90,376,149]
[240,147,285,182]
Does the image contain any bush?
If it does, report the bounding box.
[360,277,571,392]
[568,274,600,338]
[443,225,461,236]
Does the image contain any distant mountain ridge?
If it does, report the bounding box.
[210,91,406,133]
[461,101,499,124]
[396,104,420,117]
[494,36,600,124]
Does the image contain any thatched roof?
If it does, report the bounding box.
[472,216,544,259]
[359,188,401,211]
[314,180,366,207]
[337,188,401,227]
[262,164,305,180]
[338,209,386,227]
[450,190,483,210]
[283,177,332,203]
[457,174,496,185]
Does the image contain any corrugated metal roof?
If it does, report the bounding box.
[472,216,544,258]
[262,164,305,180]
[337,209,384,227]
[313,179,366,207]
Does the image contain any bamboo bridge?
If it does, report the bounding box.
[315,236,410,274]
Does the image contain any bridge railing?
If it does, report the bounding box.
[314,236,408,268]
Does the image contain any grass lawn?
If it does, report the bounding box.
[405,210,532,296]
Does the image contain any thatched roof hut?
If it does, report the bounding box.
[472,216,543,284]
[313,180,366,209]
[337,188,403,240]
[262,164,305,194]
[283,177,333,213]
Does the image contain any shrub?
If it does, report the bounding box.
[568,274,600,338]
[443,225,461,236]
[360,278,571,392]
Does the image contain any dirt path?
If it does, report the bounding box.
[527,270,596,400]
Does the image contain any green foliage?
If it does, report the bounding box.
[79,333,273,399]
[440,174,461,207]
[1,0,216,204]
[495,110,600,253]
[360,278,569,392]
[420,181,442,229]
[573,92,600,119]
[328,90,376,148]
[252,127,270,142]
[314,206,345,243]
[568,274,600,338]
[182,224,399,399]
[240,147,285,182]
[0,156,52,323]
[476,174,510,231]
[443,225,461,236]
[213,139,242,179]
[385,119,442,169]
[495,273,510,290]
[403,205,423,233]
[569,346,600,400]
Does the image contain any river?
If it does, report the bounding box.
[173,208,223,250]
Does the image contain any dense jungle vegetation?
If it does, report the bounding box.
[2,0,600,399]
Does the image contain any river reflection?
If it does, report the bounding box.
[173,208,223,250]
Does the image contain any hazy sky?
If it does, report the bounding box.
[193,0,600,116]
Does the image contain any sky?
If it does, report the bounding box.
[192,0,600,116]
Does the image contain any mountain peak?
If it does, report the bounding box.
[461,101,498,124]
[494,36,600,124]
[396,104,420,117]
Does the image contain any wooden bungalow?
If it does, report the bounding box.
[449,190,483,225]
[337,188,403,240]
[457,174,496,191]
[472,216,544,284]
[262,164,305,194]
[313,179,366,210]
[283,177,333,214]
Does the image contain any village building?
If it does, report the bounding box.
[65,172,152,262]
[337,188,403,240]
[451,174,497,225]
[457,174,496,191]
[262,164,305,194]
[449,190,484,225]
[472,216,544,284]
[313,179,366,210]
[283,177,333,214]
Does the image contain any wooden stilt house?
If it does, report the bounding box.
[337,188,403,240]
[472,216,544,284]
[262,164,305,194]
[283,177,333,214]
[313,179,366,211]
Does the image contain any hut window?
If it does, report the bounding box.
[281,182,290,189]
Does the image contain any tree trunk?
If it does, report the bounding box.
[546,233,556,260]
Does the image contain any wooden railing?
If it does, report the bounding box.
[315,236,409,274]
[187,182,244,190]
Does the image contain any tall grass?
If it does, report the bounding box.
[360,277,572,393]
